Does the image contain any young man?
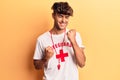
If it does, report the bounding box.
[33,2,86,80]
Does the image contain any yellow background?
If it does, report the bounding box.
[0,0,120,80]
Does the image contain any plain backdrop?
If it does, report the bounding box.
[0,0,120,80]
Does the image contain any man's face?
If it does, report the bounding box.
[53,13,70,30]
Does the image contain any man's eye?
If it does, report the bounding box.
[58,15,63,18]
[65,16,69,19]
[66,16,69,19]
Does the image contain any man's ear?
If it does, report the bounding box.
[52,13,55,19]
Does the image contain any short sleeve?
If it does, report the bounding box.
[76,32,85,48]
[33,39,44,60]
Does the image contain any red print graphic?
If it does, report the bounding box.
[56,49,68,62]
[57,64,60,70]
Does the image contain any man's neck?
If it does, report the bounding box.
[50,28,66,35]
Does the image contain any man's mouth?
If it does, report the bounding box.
[60,23,66,26]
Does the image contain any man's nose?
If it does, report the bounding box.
[62,17,66,22]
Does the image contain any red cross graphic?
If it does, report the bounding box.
[56,49,68,62]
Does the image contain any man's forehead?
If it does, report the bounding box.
[57,13,70,16]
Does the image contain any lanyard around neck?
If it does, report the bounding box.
[49,29,66,70]
[50,30,66,52]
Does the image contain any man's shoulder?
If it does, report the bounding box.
[37,31,50,41]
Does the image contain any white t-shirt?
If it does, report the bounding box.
[33,29,84,80]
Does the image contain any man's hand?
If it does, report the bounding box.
[67,29,76,43]
[34,46,54,70]
[44,46,54,61]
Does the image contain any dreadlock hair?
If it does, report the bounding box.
[51,2,73,16]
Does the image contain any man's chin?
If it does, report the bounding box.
[60,26,66,30]
[60,25,67,28]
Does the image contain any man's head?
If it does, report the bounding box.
[51,2,73,16]
[51,2,73,30]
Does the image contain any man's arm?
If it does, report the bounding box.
[33,46,54,70]
[71,41,86,68]
[67,29,86,68]
[33,58,48,70]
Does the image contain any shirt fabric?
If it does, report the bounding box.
[33,29,84,80]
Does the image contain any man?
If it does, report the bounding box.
[33,2,86,80]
